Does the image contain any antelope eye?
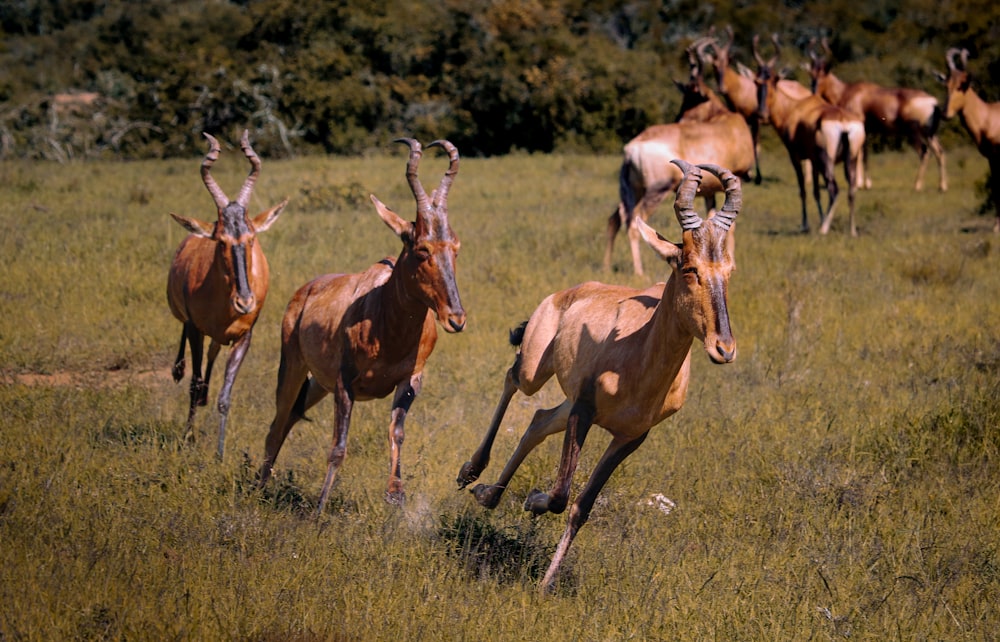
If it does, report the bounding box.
[414,245,432,260]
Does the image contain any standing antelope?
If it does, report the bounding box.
[167,131,288,460]
[257,138,466,514]
[805,37,947,192]
[604,59,753,276]
[695,27,813,184]
[939,47,1000,233]
[459,160,741,592]
[754,36,865,235]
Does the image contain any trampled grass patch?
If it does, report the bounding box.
[1,144,998,639]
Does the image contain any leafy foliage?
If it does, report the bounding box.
[2,0,998,159]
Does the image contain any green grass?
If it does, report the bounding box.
[1,140,998,640]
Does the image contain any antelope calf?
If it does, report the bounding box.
[257,139,466,514]
[939,48,1000,232]
[754,36,865,235]
[167,131,288,460]
[458,160,740,592]
[806,37,946,192]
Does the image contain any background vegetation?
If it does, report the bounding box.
[1,0,999,160]
[1,139,998,638]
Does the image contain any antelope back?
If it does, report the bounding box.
[370,138,466,334]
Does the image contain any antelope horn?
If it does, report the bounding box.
[236,129,261,209]
[945,47,960,72]
[694,36,715,64]
[821,36,833,58]
[201,133,229,211]
[426,139,460,210]
[394,138,432,216]
[699,164,741,231]
[752,34,766,68]
[768,33,781,67]
[671,159,704,231]
[960,48,969,70]
[723,25,734,51]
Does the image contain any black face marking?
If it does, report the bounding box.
[230,243,252,301]
[220,203,251,238]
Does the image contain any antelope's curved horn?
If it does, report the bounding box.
[426,139,460,210]
[821,36,833,58]
[945,48,959,72]
[698,164,742,231]
[671,159,704,231]
[960,48,969,70]
[201,133,229,211]
[693,36,714,64]
[394,138,432,216]
[236,130,261,209]
[752,35,766,68]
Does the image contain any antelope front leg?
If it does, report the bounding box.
[385,374,422,505]
[214,330,252,461]
[540,431,649,593]
[524,399,594,516]
[457,367,518,488]
[317,374,353,516]
[471,401,570,509]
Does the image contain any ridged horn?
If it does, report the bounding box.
[201,133,229,211]
[698,164,742,231]
[394,138,432,217]
[671,159,704,231]
[426,139,460,210]
[236,130,261,209]
[946,47,968,72]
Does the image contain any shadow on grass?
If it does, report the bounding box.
[437,510,574,590]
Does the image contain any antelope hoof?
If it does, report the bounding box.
[385,489,405,506]
[171,359,185,383]
[524,489,552,516]
[456,461,482,489]
[472,483,503,509]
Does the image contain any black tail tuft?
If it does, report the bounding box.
[509,321,528,347]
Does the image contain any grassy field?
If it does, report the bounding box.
[1,138,998,640]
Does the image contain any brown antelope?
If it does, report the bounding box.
[696,27,813,184]
[457,159,742,590]
[257,138,466,514]
[604,59,753,276]
[674,39,732,123]
[458,160,740,592]
[167,131,288,460]
[754,36,865,235]
[806,37,946,192]
[939,47,1000,233]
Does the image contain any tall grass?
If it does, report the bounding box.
[1,141,998,640]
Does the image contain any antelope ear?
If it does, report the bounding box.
[933,71,947,84]
[252,198,289,233]
[169,213,214,238]
[370,194,414,239]
[636,217,682,262]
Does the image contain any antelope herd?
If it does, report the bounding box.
[162,33,997,593]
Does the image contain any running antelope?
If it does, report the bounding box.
[257,138,466,514]
[939,47,1000,233]
[805,37,946,192]
[754,36,865,235]
[605,73,753,276]
[167,131,288,460]
[458,160,740,592]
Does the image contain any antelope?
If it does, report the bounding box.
[458,160,740,592]
[604,61,753,276]
[167,130,288,460]
[675,39,732,123]
[805,37,947,193]
[257,138,466,514]
[939,48,1000,233]
[695,27,813,184]
[754,36,865,235]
